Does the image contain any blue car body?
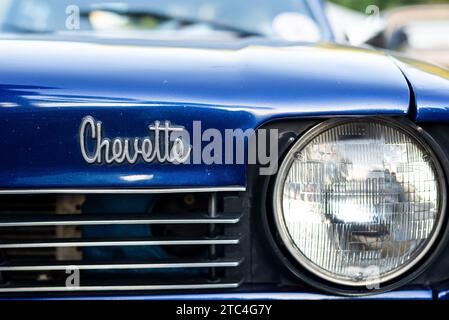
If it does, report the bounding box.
[0,41,413,190]
[1,0,449,300]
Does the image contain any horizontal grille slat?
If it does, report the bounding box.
[0,258,243,271]
[0,281,242,293]
[0,213,241,227]
[0,236,241,249]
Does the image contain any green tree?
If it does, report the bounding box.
[329,0,449,12]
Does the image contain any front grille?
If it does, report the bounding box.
[0,192,245,295]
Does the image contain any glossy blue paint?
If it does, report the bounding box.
[0,290,433,300]
[393,57,449,122]
[0,40,411,189]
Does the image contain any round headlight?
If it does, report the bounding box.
[273,119,445,288]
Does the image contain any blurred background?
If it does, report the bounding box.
[0,0,448,68]
[328,0,449,67]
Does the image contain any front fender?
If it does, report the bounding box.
[393,56,449,122]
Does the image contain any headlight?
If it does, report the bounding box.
[273,119,446,288]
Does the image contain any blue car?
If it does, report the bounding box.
[0,0,449,301]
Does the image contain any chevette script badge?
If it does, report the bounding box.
[80,116,191,164]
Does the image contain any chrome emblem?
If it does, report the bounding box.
[79,116,191,164]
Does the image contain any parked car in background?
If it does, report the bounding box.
[0,0,331,42]
[368,5,449,67]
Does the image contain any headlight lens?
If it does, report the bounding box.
[274,119,445,287]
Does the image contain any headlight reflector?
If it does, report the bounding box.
[274,119,445,287]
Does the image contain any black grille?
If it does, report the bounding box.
[0,192,244,294]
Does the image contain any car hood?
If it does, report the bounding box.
[0,39,412,190]
[0,39,411,115]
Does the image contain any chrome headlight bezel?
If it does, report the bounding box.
[272,117,448,290]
